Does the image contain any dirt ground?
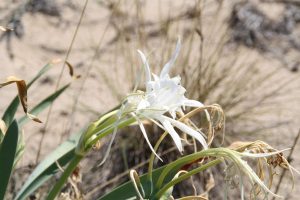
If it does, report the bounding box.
[0,0,300,199]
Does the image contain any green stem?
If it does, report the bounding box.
[154,158,222,199]
[155,148,226,189]
[47,115,136,199]
[155,151,206,189]
[87,117,135,147]
[144,131,168,197]
[148,132,168,181]
[46,155,83,200]
[84,109,119,140]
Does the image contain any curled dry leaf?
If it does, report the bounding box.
[48,59,81,79]
[65,61,81,79]
[228,140,291,169]
[0,76,42,123]
[27,113,42,123]
[227,140,296,193]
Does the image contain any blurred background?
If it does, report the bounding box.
[0,0,299,199]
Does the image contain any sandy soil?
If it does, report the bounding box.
[1,0,299,199]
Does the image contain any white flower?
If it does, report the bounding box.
[130,38,207,160]
[99,39,208,165]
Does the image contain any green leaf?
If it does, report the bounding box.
[15,132,81,200]
[0,120,19,200]
[98,161,185,200]
[2,97,19,128]
[2,63,52,126]
[18,84,70,126]
[98,151,214,200]
[27,63,53,89]
[13,131,25,168]
[98,166,167,200]
[159,171,182,200]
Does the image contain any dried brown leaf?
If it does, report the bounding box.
[0,76,42,123]
[65,61,81,79]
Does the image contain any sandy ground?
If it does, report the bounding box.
[0,0,300,199]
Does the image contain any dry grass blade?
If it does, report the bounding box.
[34,0,89,164]
[0,76,41,123]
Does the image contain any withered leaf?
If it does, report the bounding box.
[0,76,42,123]
[66,61,81,79]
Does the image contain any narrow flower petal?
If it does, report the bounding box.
[169,110,176,119]
[98,108,124,166]
[183,99,204,107]
[137,50,151,83]
[98,123,118,166]
[160,38,181,78]
[137,99,150,110]
[152,73,159,81]
[140,113,166,130]
[132,114,163,162]
[159,117,183,152]
[165,116,208,150]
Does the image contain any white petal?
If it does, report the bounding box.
[139,114,166,130]
[159,117,183,152]
[133,114,163,162]
[137,99,150,110]
[160,38,181,78]
[169,110,176,119]
[152,73,159,81]
[171,76,181,85]
[184,99,204,107]
[165,116,208,150]
[137,50,151,83]
[98,107,126,166]
[98,122,118,166]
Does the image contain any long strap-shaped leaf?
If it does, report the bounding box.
[15,132,81,200]
[0,62,77,200]
[98,166,166,200]
[0,120,19,200]
[97,156,193,200]
[2,60,76,127]
[98,150,220,200]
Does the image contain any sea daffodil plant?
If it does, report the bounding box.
[46,39,298,200]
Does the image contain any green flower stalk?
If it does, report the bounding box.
[129,147,296,200]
